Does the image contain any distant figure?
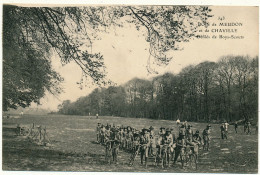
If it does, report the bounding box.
[220,123,226,139]
[89,112,90,116]
[244,121,247,133]
[246,122,251,135]
[176,119,180,127]
[96,113,99,119]
[224,121,229,132]
[20,111,23,116]
[234,122,238,133]
[203,125,211,151]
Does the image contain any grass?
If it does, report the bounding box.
[2,114,258,173]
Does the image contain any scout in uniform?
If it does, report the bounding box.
[173,132,187,165]
[165,128,174,167]
[96,123,101,143]
[140,128,150,167]
[186,125,193,141]
[220,123,226,139]
[234,122,238,133]
[148,126,155,156]
[202,124,211,151]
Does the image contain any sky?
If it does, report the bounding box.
[31,6,259,111]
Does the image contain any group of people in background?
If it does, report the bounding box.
[221,120,257,140]
[96,120,211,167]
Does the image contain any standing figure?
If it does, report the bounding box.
[148,126,155,156]
[119,127,125,150]
[155,127,164,165]
[186,125,193,141]
[244,121,248,133]
[164,128,174,167]
[96,113,99,119]
[111,128,120,164]
[202,125,211,151]
[96,123,101,143]
[173,132,186,165]
[129,133,141,166]
[192,130,201,162]
[220,123,226,139]
[140,128,150,167]
[224,121,229,133]
[100,125,106,144]
[247,122,251,135]
[234,122,238,134]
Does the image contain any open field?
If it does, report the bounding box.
[2,114,258,173]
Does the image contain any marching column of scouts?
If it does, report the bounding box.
[96,120,212,167]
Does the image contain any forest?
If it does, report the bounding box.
[58,55,258,123]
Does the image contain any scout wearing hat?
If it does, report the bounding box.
[193,130,202,145]
[159,127,166,136]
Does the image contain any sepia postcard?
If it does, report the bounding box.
[1,1,259,174]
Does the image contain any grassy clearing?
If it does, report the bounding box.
[2,114,258,173]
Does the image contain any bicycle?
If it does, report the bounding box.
[161,144,170,168]
[129,143,140,166]
[140,144,149,167]
[179,145,197,170]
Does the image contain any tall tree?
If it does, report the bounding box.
[3,5,212,111]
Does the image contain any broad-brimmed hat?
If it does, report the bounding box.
[149,126,154,130]
[160,127,166,130]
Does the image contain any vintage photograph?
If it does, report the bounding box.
[2,4,259,173]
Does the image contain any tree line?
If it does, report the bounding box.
[58,55,258,123]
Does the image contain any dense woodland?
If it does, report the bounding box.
[58,55,258,123]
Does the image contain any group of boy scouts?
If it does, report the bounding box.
[96,121,212,167]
